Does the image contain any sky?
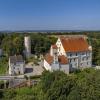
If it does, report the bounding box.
[0,0,100,31]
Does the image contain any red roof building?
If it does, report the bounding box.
[43,36,92,74]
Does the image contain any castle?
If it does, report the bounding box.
[43,36,92,74]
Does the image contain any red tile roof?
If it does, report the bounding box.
[58,55,68,64]
[44,54,68,64]
[60,37,89,52]
[44,54,53,64]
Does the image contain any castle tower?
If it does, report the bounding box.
[24,36,31,57]
[50,44,58,63]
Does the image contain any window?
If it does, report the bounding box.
[82,52,86,55]
[87,57,88,60]
[59,47,60,51]
[69,59,72,63]
[55,61,58,64]
[75,63,77,66]
[70,54,72,57]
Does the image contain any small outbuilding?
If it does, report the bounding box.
[9,55,25,75]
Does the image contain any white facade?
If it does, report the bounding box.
[60,64,70,74]
[67,51,92,71]
[24,36,31,57]
[44,44,70,74]
[56,38,66,56]
[9,56,25,75]
[44,59,70,74]
[44,59,52,71]
[56,38,92,70]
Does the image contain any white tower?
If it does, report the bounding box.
[50,45,58,63]
[24,36,31,57]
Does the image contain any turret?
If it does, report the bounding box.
[24,36,31,58]
[50,44,58,63]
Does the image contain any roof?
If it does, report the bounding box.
[60,37,89,52]
[44,54,53,64]
[51,44,58,49]
[9,55,24,63]
[44,54,68,65]
[58,55,68,64]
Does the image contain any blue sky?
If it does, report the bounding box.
[0,0,100,30]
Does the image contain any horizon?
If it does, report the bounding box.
[1,29,100,33]
[0,0,100,31]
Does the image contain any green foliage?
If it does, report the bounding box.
[0,90,3,99]
[0,57,8,75]
[1,34,24,56]
[0,33,57,57]
[91,38,100,65]
[40,71,67,93]
[3,89,16,100]
[1,70,100,100]
[30,33,57,55]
